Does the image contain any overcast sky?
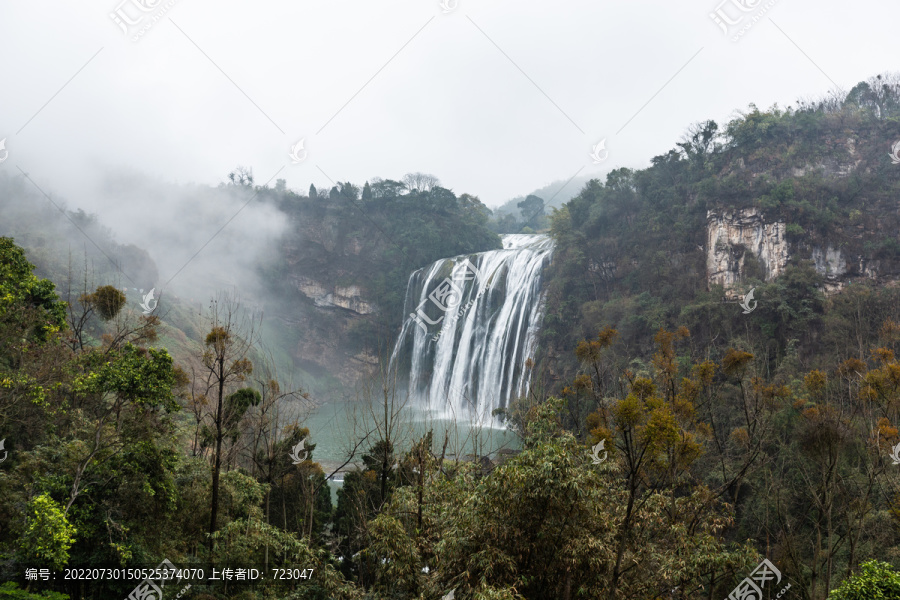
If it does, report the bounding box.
[1,0,898,212]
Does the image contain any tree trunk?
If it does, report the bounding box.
[208,358,225,553]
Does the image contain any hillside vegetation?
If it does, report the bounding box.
[2,74,900,599]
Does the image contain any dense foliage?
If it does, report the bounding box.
[3,74,900,599]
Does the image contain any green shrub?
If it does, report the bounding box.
[0,582,69,599]
[785,223,805,238]
[828,560,900,600]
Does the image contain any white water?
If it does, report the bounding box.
[389,234,554,426]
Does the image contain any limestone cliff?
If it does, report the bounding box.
[706,207,900,296]
[706,208,788,296]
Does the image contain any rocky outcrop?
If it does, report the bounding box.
[707,208,788,295]
[293,276,376,314]
[811,246,847,293]
[706,207,900,296]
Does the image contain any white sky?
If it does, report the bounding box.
[1,0,898,211]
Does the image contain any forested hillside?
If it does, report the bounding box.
[0,171,500,397]
[3,74,900,599]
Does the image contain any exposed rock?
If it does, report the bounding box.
[707,207,900,297]
[293,276,376,314]
[706,208,788,294]
[811,246,847,280]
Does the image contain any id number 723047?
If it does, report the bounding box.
[271,568,314,580]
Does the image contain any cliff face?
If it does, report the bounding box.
[706,207,900,296]
[273,209,386,394]
[706,208,788,295]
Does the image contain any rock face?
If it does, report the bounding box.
[811,246,848,293]
[293,277,376,314]
[273,210,387,394]
[706,207,900,296]
[706,208,789,295]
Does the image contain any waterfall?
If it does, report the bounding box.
[389,234,554,426]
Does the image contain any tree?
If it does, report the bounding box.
[402,172,440,193]
[370,178,406,198]
[309,183,318,199]
[829,560,900,600]
[362,181,372,202]
[223,387,261,444]
[459,193,491,226]
[197,295,255,552]
[227,166,254,186]
[83,285,126,321]
[19,494,76,570]
[0,237,66,344]
[676,120,720,167]
[517,195,544,227]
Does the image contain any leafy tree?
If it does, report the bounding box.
[0,237,66,343]
[19,494,76,570]
[829,560,900,600]
[517,194,544,227]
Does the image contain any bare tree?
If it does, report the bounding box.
[402,172,440,193]
[228,166,254,186]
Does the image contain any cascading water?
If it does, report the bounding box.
[389,234,554,426]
